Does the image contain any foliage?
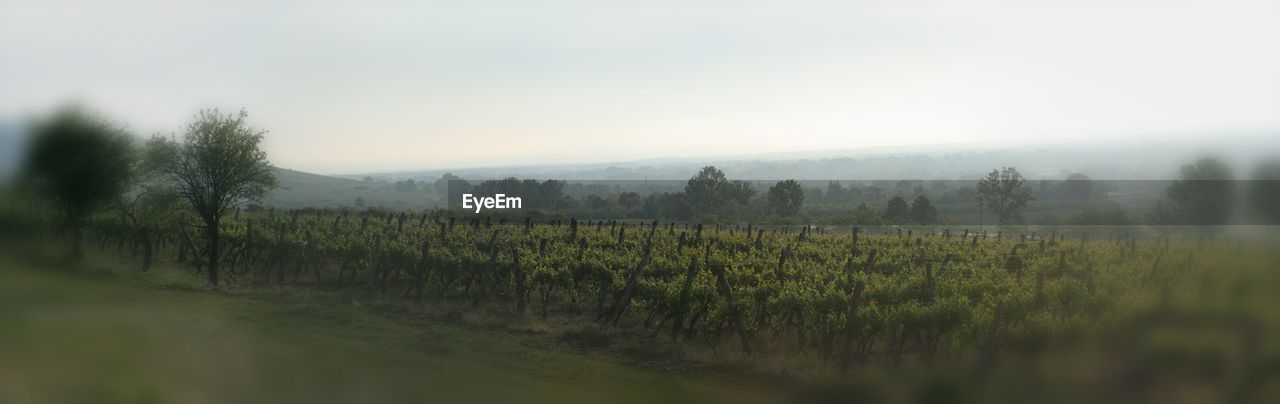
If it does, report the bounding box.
[909,195,938,224]
[145,109,277,285]
[1165,157,1233,225]
[685,166,728,216]
[21,107,136,256]
[1059,173,1096,200]
[882,196,909,222]
[976,167,1032,225]
[767,179,805,216]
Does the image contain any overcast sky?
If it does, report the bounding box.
[2,0,1278,174]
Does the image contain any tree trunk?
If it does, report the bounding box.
[141,232,154,272]
[207,220,220,287]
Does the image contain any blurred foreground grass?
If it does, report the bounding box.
[0,245,777,404]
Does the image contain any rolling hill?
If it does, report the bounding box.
[265,168,440,210]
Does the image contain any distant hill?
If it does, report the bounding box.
[265,168,439,210]
[341,133,1280,182]
[0,121,23,181]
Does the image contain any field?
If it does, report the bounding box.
[0,244,781,404]
[264,168,440,210]
[37,207,1277,403]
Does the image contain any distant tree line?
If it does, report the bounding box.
[14,104,1280,288]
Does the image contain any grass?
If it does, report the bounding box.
[0,245,781,404]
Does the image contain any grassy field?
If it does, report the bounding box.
[0,246,781,404]
[265,168,440,209]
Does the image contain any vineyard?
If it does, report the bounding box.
[77,207,1276,380]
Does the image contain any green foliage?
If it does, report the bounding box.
[145,109,277,285]
[910,195,937,224]
[685,166,728,216]
[22,107,135,256]
[977,167,1032,225]
[767,179,804,216]
[617,192,641,210]
[1165,157,1233,225]
[1059,173,1096,200]
[882,196,909,222]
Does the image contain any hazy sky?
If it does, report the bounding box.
[2,0,1278,174]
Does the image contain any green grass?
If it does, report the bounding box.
[0,247,779,404]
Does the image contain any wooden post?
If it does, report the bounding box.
[407,239,430,300]
[850,226,860,257]
[512,247,525,315]
[670,256,700,342]
[710,257,752,356]
[838,282,867,374]
[604,242,653,324]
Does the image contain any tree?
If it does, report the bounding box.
[146,109,277,286]
[394,179,417,192]
[119,187,182,271]
[1248,160,1280,224]
[882,196,909,223]
[850,202,881,225]
[976,167,1033,225]
[1060,173,1096,200]
[433,173,469,206]
[767,179,804,216]
[685,166,728,217]
[723,180,757,205]
[617,191,641,210]
[909,195,938,224]
[1165,157,1233,225]
[22,107,135,259]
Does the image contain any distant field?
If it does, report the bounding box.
[264,168,441,210]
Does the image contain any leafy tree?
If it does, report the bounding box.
[977,167,1033,225]
[432,173,463,194]
[882,196,909,223]
[850,202,881,225]
[146,109,277,286]
[767,179,804,216]
[1165,157,1233,225]
[641,192,692,220]
[617,191,641,210]
[723,180,757,205]
[433,172,470,206]
[1060,173,1096,200]
[685,166,728,217]
[22,107,135,259]
[583,194,609,210]
[1248,160,1280,224]
[909,195,938,224]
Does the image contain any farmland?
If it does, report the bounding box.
[38,205,1276,402]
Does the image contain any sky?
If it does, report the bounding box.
[2,0,1278,174]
